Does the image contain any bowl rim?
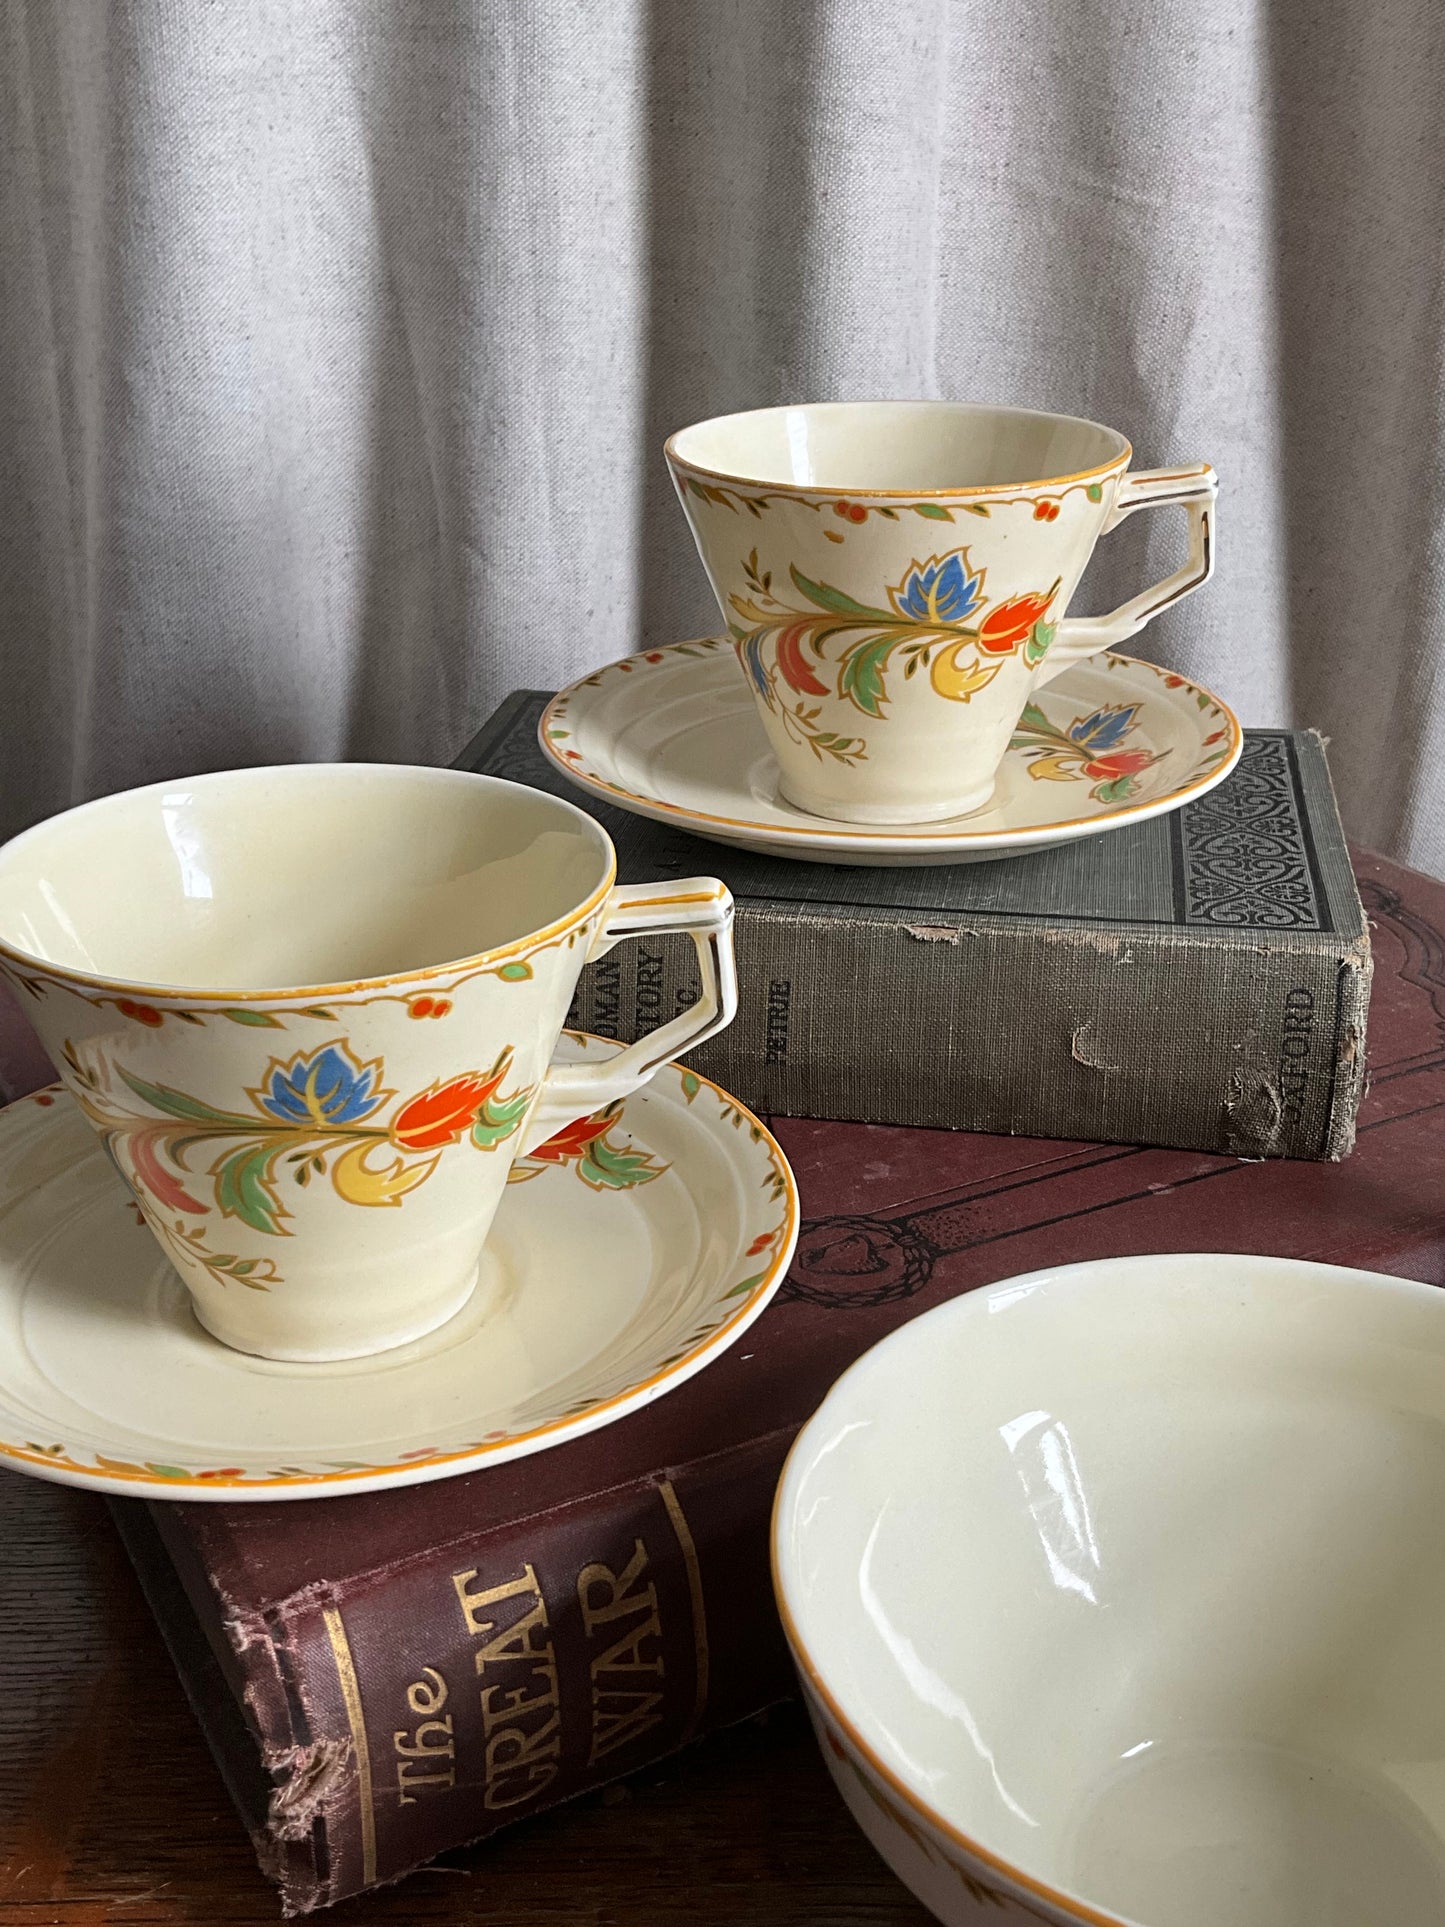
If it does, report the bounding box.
[770,1251,1445,1927]
[0,762,619,1003]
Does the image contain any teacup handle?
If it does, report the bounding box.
[520,878,737,1154]
[1036,463,1218,684]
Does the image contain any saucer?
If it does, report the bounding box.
[0,1035,797,1500]
[539,640,1242,865]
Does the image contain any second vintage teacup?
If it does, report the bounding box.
[0,764,736,1361]
[668,400,1217,823]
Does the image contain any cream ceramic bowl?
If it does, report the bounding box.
[773,1254,1445,1927]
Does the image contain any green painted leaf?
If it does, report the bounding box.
[1023,619,1058,668]
[877,507,898,520]
[1016,702,1052,733]
[118,1069,256,1128]
[175,1011,206,1025]
[837,636,898,718]
[1092,774,1138,805]
[298,1006,337,1020]
[221,1008,283,1028]
[961,503,991,517]
[1086,483,1104,503]
[213,1141,286,1235]
[789,568,894,622]
[680,1071,701,1103]
[579,1134,663,1190]
[912,502,953,521]
[146,1464,193,1481]
[1196,691,1210,710]
[498,961,532,982]
[471,1088,531,1151]
[724,1271,767,1299]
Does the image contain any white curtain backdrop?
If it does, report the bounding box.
[2,0,1442,870]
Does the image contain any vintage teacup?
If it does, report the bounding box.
[667,401,1217,823]
[0,765,736,1361]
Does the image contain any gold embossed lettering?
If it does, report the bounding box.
[454,1562,563,1812]
[393,1665,456,1806]
[484,1709,562,1808]
[452,1563,539,1635]
[578,1539,656,1633]
[580,1538,667,1766]
[481,1669,559,1737]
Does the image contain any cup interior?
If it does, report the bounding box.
[0,765,612,993]
[668,401,1128,493]
[776,1254,1445,1927]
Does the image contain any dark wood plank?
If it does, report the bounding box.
[0,1469,927,1924]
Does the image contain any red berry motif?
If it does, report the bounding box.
[117,998,164,1027]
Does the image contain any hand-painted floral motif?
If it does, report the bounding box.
[391,1066,531,1151]
[59,1039,537,1277]
[729,547,1060,756]
[509,1100,667,1190]
[1008,701,1167,803]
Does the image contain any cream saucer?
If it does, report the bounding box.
[540,641,1242,865]
[0,1036,796,1500]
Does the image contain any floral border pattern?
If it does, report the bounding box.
[674,469,1113,531]
[3,924,588,1033]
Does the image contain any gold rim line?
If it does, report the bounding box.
[322,1604,378,1888]
[664,407,1132,498]
[0,1046,801,1492]
[539,646,1244,846]
[0,849,618,1006]
[768,1464,1128,1927]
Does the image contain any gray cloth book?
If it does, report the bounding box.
[456,695,1371,1160]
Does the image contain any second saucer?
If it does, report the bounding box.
[539,640,1242,867]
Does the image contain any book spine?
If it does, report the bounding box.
[150,1430,795,1913]
[570,911,1372,1161]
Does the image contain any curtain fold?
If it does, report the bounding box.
[2,0,1442,870]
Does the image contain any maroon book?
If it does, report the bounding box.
[104,847,1444,1914]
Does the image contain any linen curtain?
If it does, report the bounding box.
[2,0,1442,871]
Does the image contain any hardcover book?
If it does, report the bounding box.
[107,847,1442,1915]
[466,694,1370,1161]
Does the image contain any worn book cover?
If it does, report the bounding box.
[460,694,1370,1161]
[105,849,1441,1915]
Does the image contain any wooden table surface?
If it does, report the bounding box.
[0,1471,928,1926]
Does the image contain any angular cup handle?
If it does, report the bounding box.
[521,878,737,1155]
[1036,464,1218,685]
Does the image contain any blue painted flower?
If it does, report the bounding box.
[889,550,985,626]
[1068,705,1141,754]
[737,631,771,700]
[257,1044,385,1126]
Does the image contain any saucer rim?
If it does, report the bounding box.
[538,642,1243,854]
[0,1038,798,1501]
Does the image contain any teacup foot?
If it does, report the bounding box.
[777,775,997,825]
[190,1262,487,1363]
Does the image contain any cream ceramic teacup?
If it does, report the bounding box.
[0,765,736,1362]
[668,401,1217,823]
[774,1254,1445,1927]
